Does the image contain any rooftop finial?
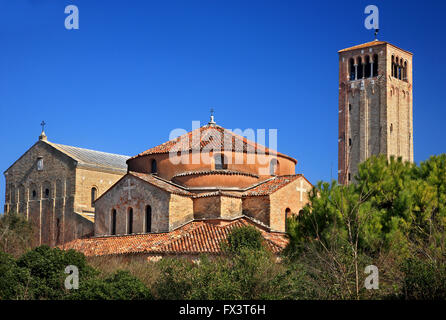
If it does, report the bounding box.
[39,120,47,141]
[374,28,379,41]
[208,108,216,125]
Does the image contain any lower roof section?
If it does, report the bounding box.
[60,217,288,256]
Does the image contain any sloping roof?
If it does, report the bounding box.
[60,217,288,256]
[47,141,130,172]
[243,175,302,196]
[338,40,413,55]
[338,40,387,53]
[128,171,194,196]
[129,123,297,163]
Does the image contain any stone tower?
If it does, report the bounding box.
[338,40,414,184]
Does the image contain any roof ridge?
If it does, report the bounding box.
[48,141,130,158]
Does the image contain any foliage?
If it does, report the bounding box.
[1,155,445,300]
[0,212,34,257]
[16,245,97,299]
[400,257,446,300]
[0,251,32,299]
[68,270,152,300]
[284,154,446,300]
[223,225,264,254]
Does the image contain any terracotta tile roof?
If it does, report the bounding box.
[129,124,297,163]
[60,217,288,256]
[338,40,387,53]
[243,175,302,196]
[129,171,194,196]
[338,40,412,55]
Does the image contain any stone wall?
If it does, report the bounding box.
[3,140,90,246]
[94,174,171,236]
[338,42,413,184]
[169,194,194,230]
[269,177,310,232]
[74,167,125,214]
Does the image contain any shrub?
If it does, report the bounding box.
[400,257,446,300]
[16,245,97,299]
[68,270,152,300]
[224,225,264,254]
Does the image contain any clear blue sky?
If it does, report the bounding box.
[1,0,445,210]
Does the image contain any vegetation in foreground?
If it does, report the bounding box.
[0,154,445,300]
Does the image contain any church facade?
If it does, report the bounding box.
[93,120,311,238]
[62,118,312,259]
[3,130,129,246]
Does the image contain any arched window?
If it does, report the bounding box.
[32,190,37,199]
[398,58,403,80]
[393,56,398,78]
[91,187,97,207]
[145,205,152,233]
[128,208,133,234]
[349,58,355,80]
[357,57,363,79]
[403,61,407,81]
[364,55,371,78]
[151,159,157,174]
[391,56,395,77]
[269,158,279,175]
[111,209,117,235]
[44,188,50,199]
[214,154,227,170]
[373,54,378,77]
[37,157,44,171]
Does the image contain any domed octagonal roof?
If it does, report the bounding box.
[128,123,297,163]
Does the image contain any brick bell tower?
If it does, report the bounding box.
[338,40,414,184]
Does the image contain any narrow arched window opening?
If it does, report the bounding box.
[403,61,407,81]
[364,56,371,78]
[357,57,363,79]
[145,205,152,233]
[151,159,157,174]
[349,58,355,80]
[91,187,97,207]
[269,158,279,175]
[128,208,133,234]
[214,154,227,170]
[372,54,378,77]
[111,209,117,235]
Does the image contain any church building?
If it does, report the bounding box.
[61,116,312,259]
[338,40,414,184]
[3,126,129,246]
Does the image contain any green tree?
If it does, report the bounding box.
[16,245,97,299]
[0,212,34,257]
[68,270,152,300]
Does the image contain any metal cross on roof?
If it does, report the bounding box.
[209,108,216,124]
[40,121,46,132]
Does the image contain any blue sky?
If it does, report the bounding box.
[1,0,445,210]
